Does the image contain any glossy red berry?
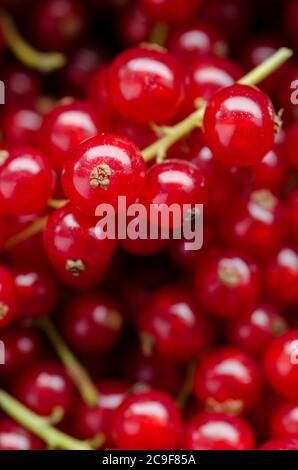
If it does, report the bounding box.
[193,347,262,415]
[140,0,203,25]
[14,361,74,417]
[12,265,57,320]
[2,106,42,147]
[0,420,44,450]
[109,46,184,124]
[138,287,212,362]
[259,438,298,450]
[270,401,298,438]
[0,147,54,216]
[265,247,298,306]
[203,84,275,166]
[194,250,261,318]
[0,327,43,378]
[264,330,298,400]
[62,134,146,216]
[87,65,115,120]
[40,100,100,170]
[140,159,206,229]
[228,304,288,356]
[61,292,124,355]
[167,23,226,65]
[254,146,288,194]
[181,412,255,450]
[110,389,182,450]
[43,203,116,289]
[222,189,285,260]
[0,266,18,329]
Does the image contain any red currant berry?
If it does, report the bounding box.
[286,189,298,246]
[2,66,41,107]
[203,84,275,166]
[254,147,288,194]
[2,106,42,147]
[0,147,54,216]
[193,347,262,415]
[138,287,212,362]
[284,122,298,171]
[140,0,203,25]
[185,57,242,111]
[61,292,124,355]
[12,265,57,320]
[194,250,261,318]
[270,401,298,438]
[118,3,152,46]
[140,159,206,229]
[14,361,74,417]
[222,189,285,260]
[110,389,182,450]
[120,217,169,256]
[32,0,86,52]
[109,46,184,124]
[265,247,298,306]
[0,266,18,329]
[62,134,146,216]
[167,23,226,65]
[0,420,44,450]
[181,412,255,450]
[43,203,116,289]
[87,65,115,120]
[0,327,43,378]
[40,100,100,170]
[228,304,288,356]
[264,330,298,400]
[259,438,298,450]
[72,381,128,443]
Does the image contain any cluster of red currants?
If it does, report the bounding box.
[0,0,298,451]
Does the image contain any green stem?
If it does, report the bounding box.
[0,10,66,73]
[40,317,99,407]
[0,389,93,450]
[142,47,293,163]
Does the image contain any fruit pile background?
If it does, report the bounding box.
[0,0,298,451]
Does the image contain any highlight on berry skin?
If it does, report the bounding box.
[0,0,298,454]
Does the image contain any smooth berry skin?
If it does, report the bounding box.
[259,438,298,450]
[32,0,86,52]
[138,287,212,363]
[2,106,42,147]
[228,304,288,356]
[2,66,41,107]
[110,390,182,450]
[140,0,203,25]
[194,250,261,318]
[12,265,57,320]
[109,47,184,124]
[61,292,124,355]
[118,3,152,46]
[264,330,298,401]
[62,134,146,216]
[185,57,242,110]
[0,266,18,329]
[0,147,54,216]
[221,189,286,260]
[14,361,74,417]
[167,23,226,65]
[181,412,255,450]
[265,247,298,307]
[40,101,100,170]
[270,402,298,438]
[193,348,262,415]
[286,190,298,246]
[87,65,115,120]
[285,122,298,171]
[203,84,275,166]
[0,420,44,450]
[254,147,288,194]
[72,381,128,443]
[43,203,116,289]
[0,327,43,378]
[140,159,207,230]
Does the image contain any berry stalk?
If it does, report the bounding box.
[142,47,293,163]
[0,389,94,450]
[0,10,66,73]
[40,316,99,407]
